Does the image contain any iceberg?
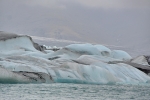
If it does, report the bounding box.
[0,31,150,84]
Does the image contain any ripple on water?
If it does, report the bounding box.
[0,83,150,100]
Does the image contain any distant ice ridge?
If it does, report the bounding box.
[0,31,150,84]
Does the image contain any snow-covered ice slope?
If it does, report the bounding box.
[0,32,150,84]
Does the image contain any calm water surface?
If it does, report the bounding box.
[0,83,150,100]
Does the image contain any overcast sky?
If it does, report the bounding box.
[0,0,150,56]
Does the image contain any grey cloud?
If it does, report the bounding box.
[23,0,67,9]
[2,0,150,10]
[74,0,150,9]
[21,0,150,9]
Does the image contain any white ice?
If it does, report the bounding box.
[0,34,150,84]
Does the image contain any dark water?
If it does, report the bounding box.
[0,83,150,100]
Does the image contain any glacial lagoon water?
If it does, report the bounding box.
[0,83,150,100]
